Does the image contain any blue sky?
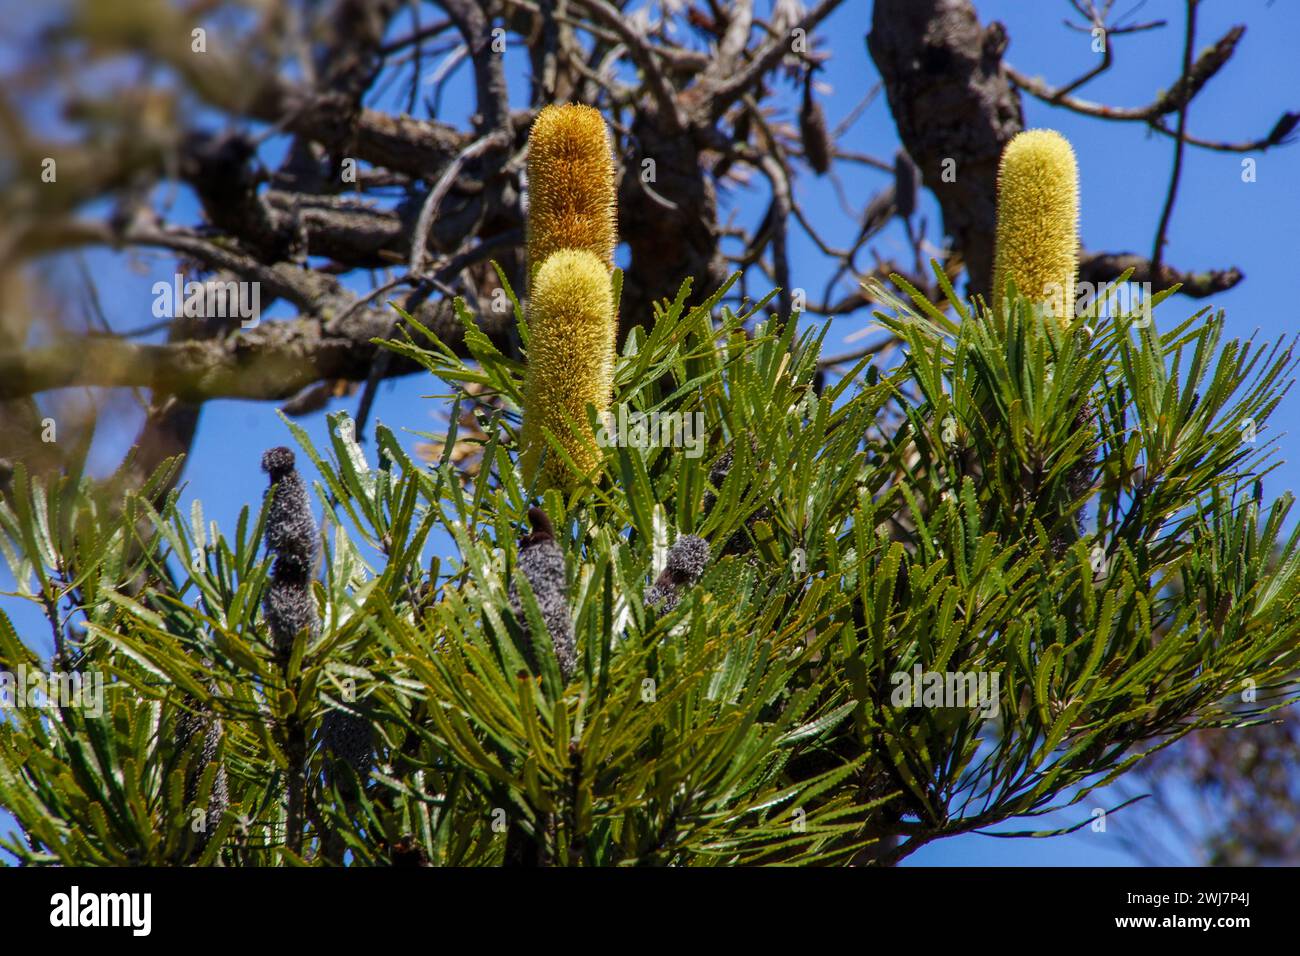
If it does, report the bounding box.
[3,0,1298,865]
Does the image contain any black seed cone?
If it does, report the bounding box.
[261,446,319,657]
[175,700,228,853]
[645,534,711,612]
[799,67,831,176]
[262,446,317,575]
[1066,399,1099,505]
[703,441,771,556]
[264,578,317,649]
[321,708,374,786]
[509,508,576,681]
[666,534,710,580]
[1054,398,1099,556]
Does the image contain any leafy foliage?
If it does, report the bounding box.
[1,270,1297,865]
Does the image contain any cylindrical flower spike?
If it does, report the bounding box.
[525,104,617,285]
[519,248,616,489]
[991,129,1080,325]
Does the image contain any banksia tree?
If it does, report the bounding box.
[518,248,617,489]
[0,0,1294,886]
[525,103,618,285]
[991,129,1080,324]
[3,64,1299,875]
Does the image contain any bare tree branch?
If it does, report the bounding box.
[0,298,509,403]
[574,0,686,132]
[1152,0,1200,278]
[1080,251,1242,298]
[443,0,512,133]
[709,0,845,119]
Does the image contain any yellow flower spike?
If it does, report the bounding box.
[519,249,617,490]
[992,129,1080,325]
[526,104,618,285]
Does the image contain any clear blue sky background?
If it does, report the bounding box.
[3,0,1298,865]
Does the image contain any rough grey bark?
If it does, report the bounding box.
[868,0,1023,299]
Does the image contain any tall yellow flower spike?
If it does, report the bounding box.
[519,249,617,489]
[992,129,1080,325]
[526,104,618,285]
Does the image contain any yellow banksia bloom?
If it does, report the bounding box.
[520,249,617,489]
[526,104,617,285]
[992,129,1080,325]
